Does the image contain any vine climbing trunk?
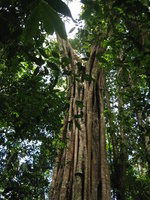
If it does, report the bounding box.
[49,37,111,200]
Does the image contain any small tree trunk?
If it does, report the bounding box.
[49,38,111,200]
[117,90,127,200]
[105,80,127,200]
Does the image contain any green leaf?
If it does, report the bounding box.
[62,57,71,66]
[34,67,40,75]
[96,53,108,64]
[75,100,84,108]
[21,163,28,172]
[44,67,49,75]
[47,61,60,71]
[24,6,39,43]
[83,74,94,81]
[40,0,67,39]
[48,0,73,19]
[51,51,59,58]
[63,70,72,76]
[38,49,49,58]
[69,27,76,34]
[39,1,54,34]
[34,57,45,65]
[81,6,91,20]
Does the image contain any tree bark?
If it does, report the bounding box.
[49,37,111,200]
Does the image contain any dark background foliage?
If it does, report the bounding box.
[0,0,70,199]
[0,0,150,199]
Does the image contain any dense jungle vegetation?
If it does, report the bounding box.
[0,0,150,199]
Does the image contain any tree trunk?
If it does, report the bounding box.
[117,90,127,200]
[105,80,127,200]
[49,38,111,200]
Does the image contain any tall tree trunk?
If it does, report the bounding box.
[105,80,118,198]
[117,90,127,200]
[105,80,127,200]
[49,38,111,200]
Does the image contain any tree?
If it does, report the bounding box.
[1,0,150,200]
[50,36,111,199]
[50,0,150,199]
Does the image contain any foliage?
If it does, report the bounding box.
[0,39,67,199]
[71,0,150,199]
[0,0,70,199]
[0,0,150,199]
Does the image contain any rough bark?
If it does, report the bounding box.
[49,38,111,200]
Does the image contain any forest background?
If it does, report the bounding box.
[0,0,150,199]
